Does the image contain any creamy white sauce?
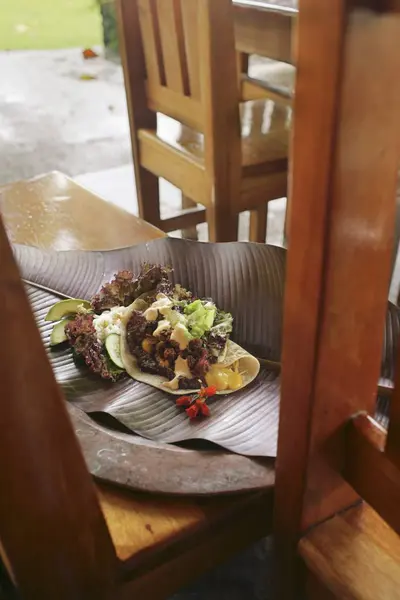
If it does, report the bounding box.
[170,323,190,350]
[143,294,173,321]
[163,357,192,390]
[153,319,171,337]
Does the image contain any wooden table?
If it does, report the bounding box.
[0,172,274,598]
[233,0,298,64]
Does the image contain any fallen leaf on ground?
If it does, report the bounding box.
[79,73,97,81]
[82,48,98,59]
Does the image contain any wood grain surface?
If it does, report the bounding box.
[0,172,164,251]
[300,503,400,600]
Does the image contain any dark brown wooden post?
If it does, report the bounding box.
[0,218,117,599]
[274,1,400,597]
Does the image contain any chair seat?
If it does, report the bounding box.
[299,503,400,600]
[151,98,289,178]
[98,484,274,598]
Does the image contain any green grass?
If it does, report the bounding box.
[0,0,102,50]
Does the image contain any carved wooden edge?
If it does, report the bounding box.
[68,404,275,496]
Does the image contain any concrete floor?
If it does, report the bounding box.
[0,48,132,183]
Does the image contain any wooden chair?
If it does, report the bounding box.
[116,0,290,242]
[274,0,400,598]
[0,173,274,600]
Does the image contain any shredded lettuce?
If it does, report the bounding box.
[184,300,216,338]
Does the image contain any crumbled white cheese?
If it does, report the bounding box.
[93,306,128,342]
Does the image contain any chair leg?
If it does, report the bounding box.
[135,166,161,227]
[181,195,198,240]
[249,205,268,243]
[207,206,239,243]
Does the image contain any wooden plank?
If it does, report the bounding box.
[241,76,293,106]
[0,217,117,599]
[239,171,287,211]
[137,0,165,86]
[0,172,165,250]
[181,194,199,239]
[300,503,400,600]
[146,82,204,131]
[233,5,294,64]
[180,0,201,98]
[116,0,160,224]
[344,414,400,535]
[138,130,209,206]
[199,0,242,242]
[156,0,189,94]
[249,204,268,242]
[274,1,400,597]
[161,207,206,233]
[118,491,274,600]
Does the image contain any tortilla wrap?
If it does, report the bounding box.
[120,300,260,395]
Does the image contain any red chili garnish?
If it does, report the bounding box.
[199,402,210,417]
[186,404,199,419]
[202,385,217,397]
[176,396,191,407]
[176,386,216,419]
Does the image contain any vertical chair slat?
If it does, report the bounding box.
[198,0,242,241]
[156,0,190,95]
[180,0,201,99]
[137,0,165,87]
[0,217,117,599]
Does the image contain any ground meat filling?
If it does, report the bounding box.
[125,311,175,380]
[125,313,216,386]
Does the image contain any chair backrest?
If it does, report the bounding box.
[118,0,239,131]
[274,0,400,596]
[117,0,242,173]
[0,218,117,598]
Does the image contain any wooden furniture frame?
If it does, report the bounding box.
[117,0,290,242]
[274,0,400,597]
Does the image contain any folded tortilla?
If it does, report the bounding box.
[120,299,260,396]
